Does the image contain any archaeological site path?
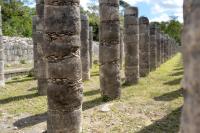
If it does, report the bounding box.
[0,53,183,133]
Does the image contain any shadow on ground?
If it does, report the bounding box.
[6,78,34,84]
[173,67,183,71]
[13,112,47,129]
[28,87,37,92]
[83,96,103,111]
[169,71,184,77]
[137,107,182,133]
[13,95,104,129]
[164,78,182,86]
[154,88,183,101]
[0,93,39,104]
[83,89,100,96]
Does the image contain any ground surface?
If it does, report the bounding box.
[0,54,183,133]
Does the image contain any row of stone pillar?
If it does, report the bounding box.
[34,0,180,132]
[123,7,179,85]
[33,0,94,95]
[33,1,94,132]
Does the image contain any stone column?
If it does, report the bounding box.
[167,36,171,59]
[35,0,47,95]
[120,27,124,70]
[81,15,90,81]
[32,16,38,77]
[89,26,93,69]
[181,0,200,132]
[160,32,165,64]
[156,27,161,67]
[44,0,83,132]
[0,6,5,87]
[163,34,169,62]
[124,7,139,85]
[168,37,172,59]
[149,23,157,71]
[99,0,121,100]
[139,16,150,77]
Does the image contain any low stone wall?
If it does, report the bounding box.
[2,36,33,65]
[4,68,32,80]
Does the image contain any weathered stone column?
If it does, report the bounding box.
[81,15,90,81]
[160,32,165,64]
[163,34,169,62]
[139,16,150,77]
[120,27,124,70]
[0,6,5,87]
[149,23,157,71]
[124,7,139,85]
[167,36,171,59]
[32,16,38,78]
[168,37,172,58]
[99,0,121,100]
[180,0,200,132]
[44,0,83,132]
[35,0,48,95]
[156,27,161,67]
[89,26,93,69]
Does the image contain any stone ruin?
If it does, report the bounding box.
[2,36,33,65]
[0,0,181,132]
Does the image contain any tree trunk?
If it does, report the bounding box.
[35,1,48,95]
[89,26,93,69]
[81,15,90,81]
[139,16,150,77]
[124,7,139,85]
[44,0,83,132]
[149,23,157,71]
[99,0,121,100]
[180,0,200,132]
[0,6,5,87]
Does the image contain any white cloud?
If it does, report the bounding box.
[149,0,183,22]
[151,13,170,22]
[80,0,183,22]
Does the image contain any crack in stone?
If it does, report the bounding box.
[99,3,119,7]
[46,1,79,6]
[46,51,79,63]
[100,59,120,66]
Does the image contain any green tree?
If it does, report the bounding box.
[0,0,35,37]
[155,20,183,44]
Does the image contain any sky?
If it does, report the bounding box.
[80,0,183,22]
[27,0,183,22]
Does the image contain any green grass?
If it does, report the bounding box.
[0,54,183,133]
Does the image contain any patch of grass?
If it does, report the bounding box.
[0,54,183,133]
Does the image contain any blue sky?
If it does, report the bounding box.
[27,0,183,22]
[81,0,183,22]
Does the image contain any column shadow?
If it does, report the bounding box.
[13,112,47,129]
[163,78,182,86]
[136,107,182,133]
[0,93,39,104]
[154,88,183,101]
[13,97,104,129]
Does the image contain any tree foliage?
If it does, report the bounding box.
[157,20,183,44]
[0,0,35,37]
